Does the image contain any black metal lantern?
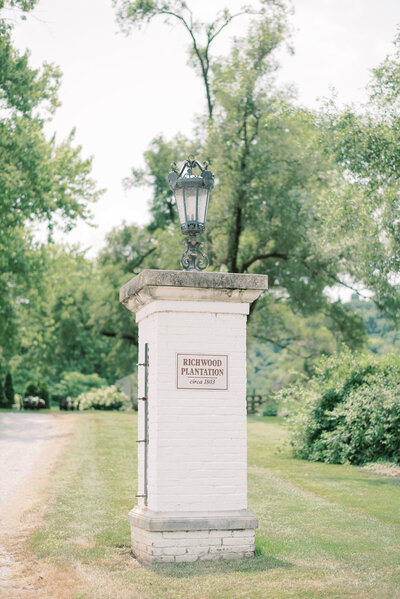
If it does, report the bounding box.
[168,156,214,271]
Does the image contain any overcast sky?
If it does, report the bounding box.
[11,0,400,255]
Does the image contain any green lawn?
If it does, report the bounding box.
[31,413,400,599]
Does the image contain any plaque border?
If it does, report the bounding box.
[176,353,229,390]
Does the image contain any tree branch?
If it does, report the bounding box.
[130,246,157,272]
[253,333,314,358]
[100,329,138,345]
[207,10,250,43]
[159,9,213,117]
[240,252,288,273]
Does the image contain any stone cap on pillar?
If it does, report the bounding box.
[120,269,268,314]
[129,507,258,532]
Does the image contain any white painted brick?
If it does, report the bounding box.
[209,530,230,538]
[162,531,190,539]
[185,546,210,556]
[162,546,187,556]
[130,291,258,563]
[163,531,209,539]
[149,546,165,556]
[222,537,254,547]
[152,537,209,548]
[232,530,255,538]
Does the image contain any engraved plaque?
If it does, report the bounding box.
[176,354,228,390]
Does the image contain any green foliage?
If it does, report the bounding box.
[77,385,129,411]
[262,399,278,416]
[0,376,6,407]
[24,380,50,407]
[4,371,14,407]
[11,245,122,393]
[116,5,400,375]
[113,1,289,119]
[286,350,400,465]
[0,5,100,365]
[24,381,39,397]
[348,295,400,355]
[247,295,366,395]
[127,13,371,354]
[369,27,400,111]
[124,135,199,230]
[98,222,157,272]
[5,1,400,406]
[30,413,400,597]
[0,1,38,12]
[319,32,400,322]
[54,371,106,400]
[40,381,50,407]
[23,395,45,410]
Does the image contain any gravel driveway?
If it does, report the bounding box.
[0,412,73,597]
[0,413,61,509]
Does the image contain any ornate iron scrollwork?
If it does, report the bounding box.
[180,232,209,271]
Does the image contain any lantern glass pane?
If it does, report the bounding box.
[184,184,197,223]
[174,187,186,227]
[197,187,208,225]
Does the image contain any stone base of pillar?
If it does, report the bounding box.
[129,507,258,564]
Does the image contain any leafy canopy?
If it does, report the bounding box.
[0,0,101,363]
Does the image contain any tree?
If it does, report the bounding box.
[318,30,400,321]
[4,371,14,407]
[114,3,400,389]
[113,0,289,120]
[125,135,200,231]
[11,245,116,393]
[93,223,174,378]
[0,1,101,362]
[53,371,106,400]
[123,14,368,357]
[11,234,167,395]
[0,376,6,407]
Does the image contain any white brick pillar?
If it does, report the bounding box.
[120,270,268,564]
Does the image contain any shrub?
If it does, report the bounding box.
[285,350,400,465]
[77,385,129,411]
[4,372,14,407]
[23,396,46,410]
[24,380,50,408]
[0,377,6,407]
[39,382,50,408]
[59,397,76,411]
[24,381,39,398]
[14,393,22,409]
[262,400,278,417]
[54,371,107,400]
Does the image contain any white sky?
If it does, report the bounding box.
[11,0,400,256]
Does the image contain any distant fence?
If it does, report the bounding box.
[246,393,278,416]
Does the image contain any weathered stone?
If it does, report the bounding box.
[129,526,257,564]
[128,507,258,532]
[120,269,268,313]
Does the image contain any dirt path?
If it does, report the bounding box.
[0,412,79,598]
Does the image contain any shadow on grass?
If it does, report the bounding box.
[150,554,293,578]
[321,474,400,487]
[360,476,400,487]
